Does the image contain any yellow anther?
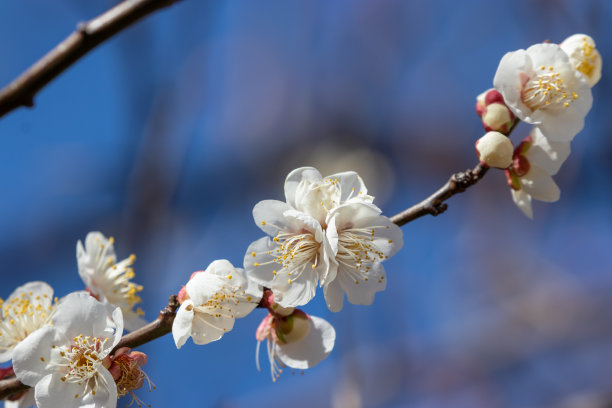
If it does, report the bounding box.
[253,263,259,267]
[261,221,266,226]
[251,252,256,257]
[227,275,232,280]
[288,279,292,284]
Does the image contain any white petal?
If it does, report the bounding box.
[276,316,335,369]
[172,301,194,349]
[327,202,382,231]
[7,281,54,305]
[87,366,117,408]
[190,312,233,345]
[329,170,371,203]
[520,166,561,202]
[493,48,533,120]
[511,189,533,219]
[526,128,571,175]
[50,293,112,341]
[323,279,345,313]
[34,372,86,408]
[283,209,324,241]
[273,274,318,309]
[244,237,278,286]
[12,326,63,387]
[284,167,323,208]
[109,307,124,350]
[253,200,303,236]
[337,263,387,307]
[186,272,225,305]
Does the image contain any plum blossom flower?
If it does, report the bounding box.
[77,232,146,331]
[506,127,570,218]
[244,200,335,308]
[324,202,403,312]
[172,260,261,348]
[255,291,335,381]
[0,281,57,363]
[12,292,123,408]
[561,34,602,87]
[285,167,375,227]
[494,43,592,142]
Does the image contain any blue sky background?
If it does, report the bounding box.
[1,1,612,407]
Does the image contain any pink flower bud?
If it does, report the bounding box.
[481,103,515,133]
[177,285,189,304]
[475,131,514,169]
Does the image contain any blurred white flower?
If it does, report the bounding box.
[561,34,602,87]
[255,302,335,382]
[506,127,571,218]
[12,293,123,408]
[77,232,146,331]
[494,43,592,142]
[0,281,57,363]
[324,202,403,312]
[172,260,261,348]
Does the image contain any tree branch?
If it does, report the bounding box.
[390,163,489,226]
[0,0,182,119]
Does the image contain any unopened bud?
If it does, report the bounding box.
[481,102,515,133]
[275,310,311,345]
[177,285,189,304]
[475,131,514,168]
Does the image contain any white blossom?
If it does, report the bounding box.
[561,34,602,87]
[494,43,592,142]
[324,202,403,312]
[244,200,335,308]
[507,127,571,218]
[255,308,335,382]
[77,232,146,331]
[0,281,57,363]
[12,292,123,408]
[172,260,261,348]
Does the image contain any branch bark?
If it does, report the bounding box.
[0,0,181,119]
[390,163,489,226]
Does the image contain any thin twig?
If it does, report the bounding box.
[0,0,181,118]
[390,163,489,226]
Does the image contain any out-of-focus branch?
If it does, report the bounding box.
[390,163,489,226]
[0,0,181,119]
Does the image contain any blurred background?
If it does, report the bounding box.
[1,0,611,407]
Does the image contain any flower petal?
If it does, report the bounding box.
[520,166,561,202]
[190,312,233,345]
[526,128,571,175]
[493,48,533,120]
[511,189,533,219]
[172,300,194,349]
[12,326,63,386]
[284,167,323,208]
[34,372,87,408]
[337,263,387,307]
[323,278,345,313]
[50,293,113,341]
[276,316,335,370]
[329,170,372,203]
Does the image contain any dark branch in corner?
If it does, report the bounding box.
[0,0,181,119]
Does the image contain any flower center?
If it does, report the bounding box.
[575,37,598,78]
[52,335,111,399]
[337,226,389,284]
[196,280,247,319]
[522,66,578,111]
[0,292,56,352]
[253,226,321,285]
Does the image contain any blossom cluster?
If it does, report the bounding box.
[475,34,601,218]
[0,234,150,408]
[172,166,403,380]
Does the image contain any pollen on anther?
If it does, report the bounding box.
[253,262,259,267]
[251,252,256,257]
[288,279,292,284]
[40,357,45,362]
[261,221,267,226]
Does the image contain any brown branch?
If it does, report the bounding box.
[0,0,182,119]
[390,163,489,226]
